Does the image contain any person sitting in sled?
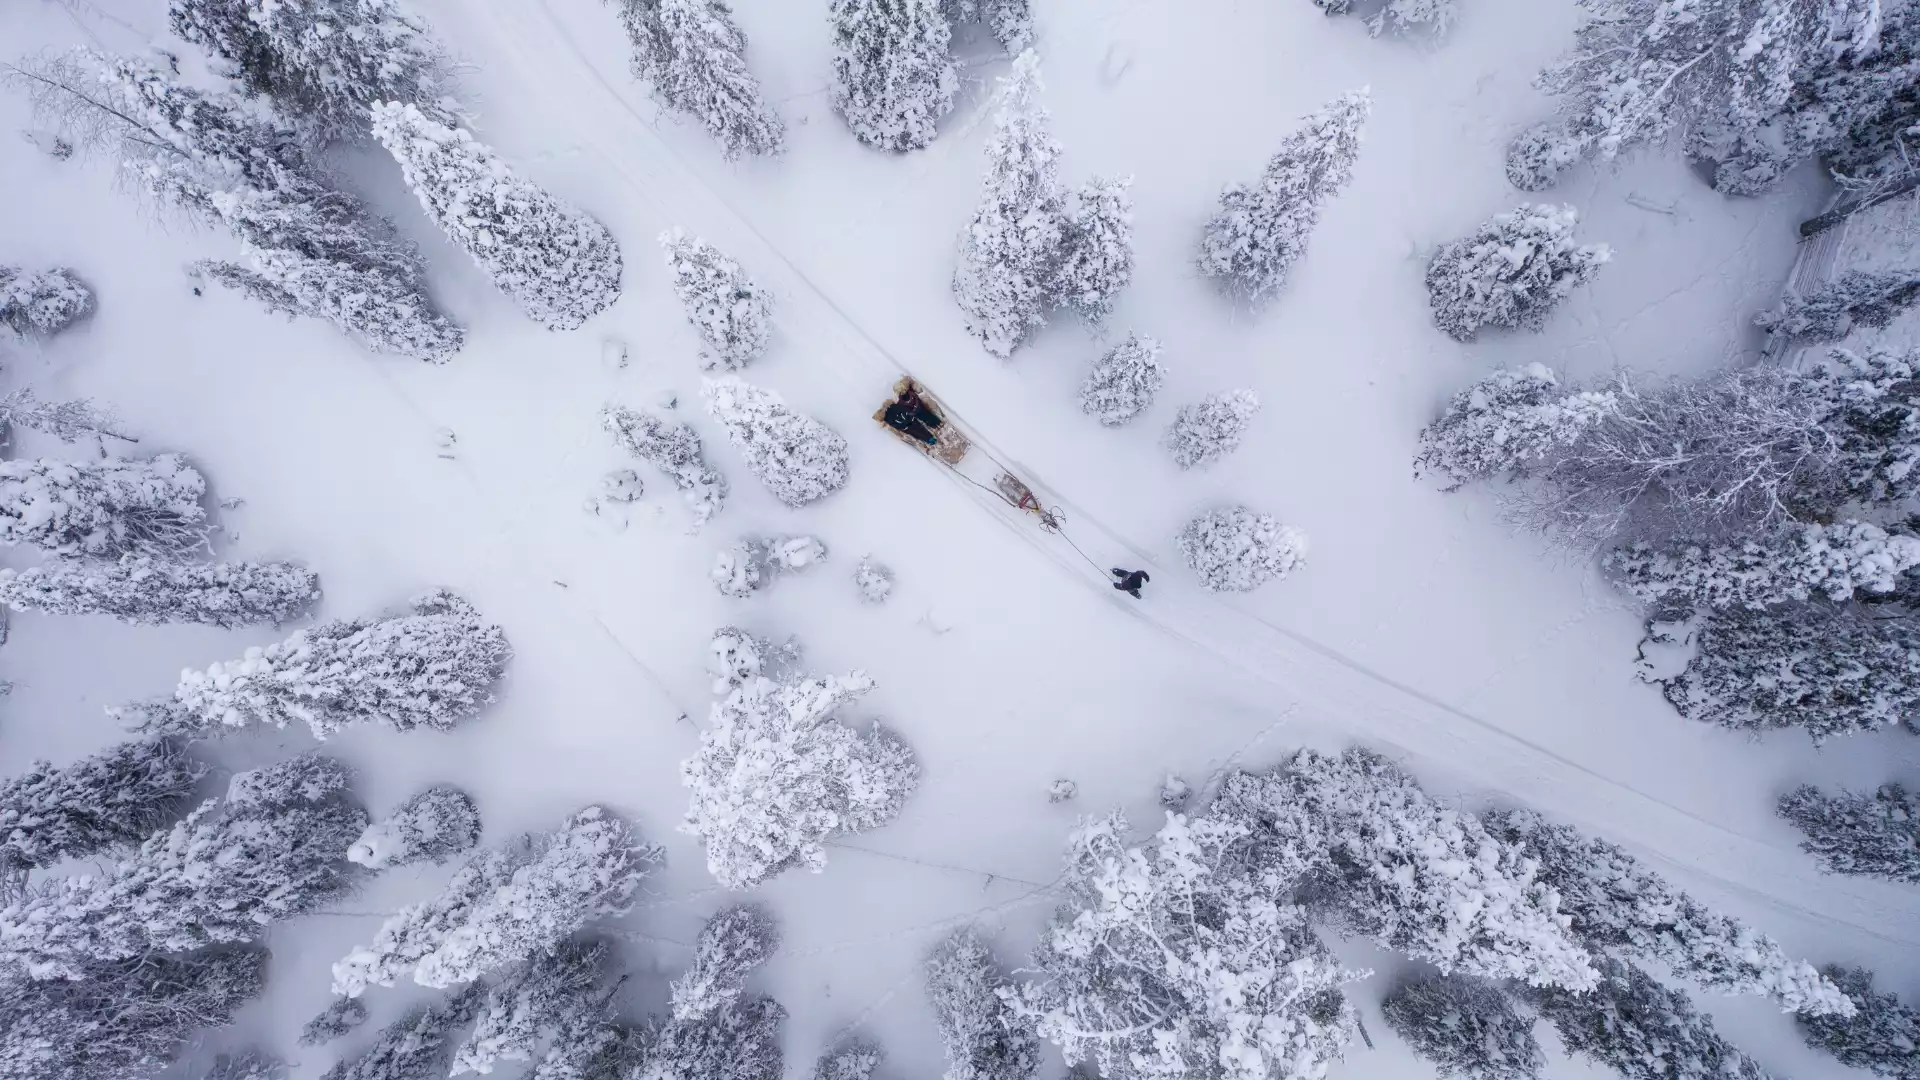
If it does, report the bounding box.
[1111,568,1149,598]
[884,386,944,446]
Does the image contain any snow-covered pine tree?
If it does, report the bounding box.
[1176,505,1308,593]
[203,1049,285,1080]
[661,230,772,371]
[300,997,370,1046]
[348,785,483,870]
[0,554,319,628]
[1481,806,1854,1016]
[952,51,1065,358]
[451,939,612,1077]
[1426,204,1609,341]
[168,588,510,739]
[168,0,450,144]
[322,985,487,1080]
[670,904,779,1020]
[0,454,206,558]
[1650,602,1920,741]
[1798,966,1920,1080]
[1413,364,1617,489]
[606,0,784,159]
[682,670,918,889]
[1778,6,1920,197]
[1197,90,1369,303]
[1381,974,1543,1080]
[372,103,622,331]
[1366,0,1461,38]
[1757,269,1920,343]
[1605,521,1920,614]
[830,0,957,152]
[812,1041,883,1080]
[1777,782,1920,883]
[0,266,92,338]
[1164,389,1259,469]
[1532,959,1772,1080]
[1079,332,1164,426]
[1812,346,1920,507]
[940,0,1034,52]
[0,950,266,1080]
[1053,176,1135,325]
[924,929,1039,1080]
[332,845,521,996]
[0,738,204,873]
[701,377,850,506]
[604,405,730,527]
[1223,749,1597,990]
[1006,812,1359,1080]
[636,995,786,1080]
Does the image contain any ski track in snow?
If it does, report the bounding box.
[408,0,1920,946]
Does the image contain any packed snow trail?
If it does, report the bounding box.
[438,0,1920,943]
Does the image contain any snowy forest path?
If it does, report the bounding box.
[463,0,1920,946]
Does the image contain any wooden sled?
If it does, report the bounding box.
[874,377,970,466]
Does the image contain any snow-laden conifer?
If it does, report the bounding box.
[452,939,611,1077]
[636,995,786,1080]
[830,0,957,152]
[1777,783,1920,884]
[1532,959,1772,1080]
[0,737,204,872]
[604,405,729,527]
[607,0,784,159]
[1426,204,1609,341]
[203,1049,285,1080]
[0,266,92,338]
[332,845,521,996]
[348,785,483,870]
[925,929,1039,1080]
[662,230,772,370]
[941,0,1034,51]
[0,454,205,558]
[1177,506,1308,593]
[1413,364,1616,488]
[1165,389,1259,469]
[855,556,895,603]
[1197,91,1368,303]
[1381,975,1543,1080]
[1756,269,1920,344]
[670,904,779,1020]
[322,985,486,1080]
[372,102,622,331]
[1079,333,1164,426]
[300,997,369,1047]
[0,554,318,628]
[813,1042,883,1080]
[702,377,850,506]
[1798,966,1920,1080]
[1053,176,1134,325]
[1606,522,1920,613]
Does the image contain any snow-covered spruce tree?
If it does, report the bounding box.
[1777,783,1920,883]
[323,985,486,1080]
[1651,602,1920,741]
[1165,389,1259,469]
[452,938,611,1077]
[712,539,767,598]
[1481,806,1853,1016]
[168,588,509,740]
[203,1049,285,1080]
[702,377,850,507]
[0,752,364,978]
[1366,0,1460,38]
[0,554,319,628]
[1799,966,1920,1080]
[1381,974,1543,1080]
[1222,749,1596,989]
[636,995,786,1080]
[0,737,204,873]
[1006,811,1359,1080]
[227,751,356,807]
[606,0,784,159]
[1079,333,1164,426]
[168,0,450,144]
[1757,270,1920,344]
[334,806,661,992]
[1813,347,1920,507]
[670,904,779,1020]
[372,103,622,331]
[604,405,730,527]
[348,785,483,870]
[1777,7,1920,197]
[1197,90,1369,303]
[1426,205,1609,342]
[661,230,772,371]
[0,454,206,558]
[1532,959,1771,1080]
[1605,521,1920,614]
[1053,176,1135,325]
[0,266,92,338]
[952,51,1065,358]
[1413,364,1617,489]
[682,671,918,889]
[1177,505,1308,593]
[940,0,1034,52]
[830,0,957,152]
[300,997,370,1047]
[813,1041,883,1080]
[0,950,267,1080]
[924,929,1039,1080]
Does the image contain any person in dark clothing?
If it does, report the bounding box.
[899,387,944,430]
[1111,568,1149,598]
[883,400,939,445]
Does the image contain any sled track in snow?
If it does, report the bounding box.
[459,0,1920,946]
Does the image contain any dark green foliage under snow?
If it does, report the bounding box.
[0,738,204,872]
[1532,960,1771,1080]
[1381,974,1542,1080]
[1798,966,1920,1080]
[322,985,486,1080]
[1777,783,1920,883]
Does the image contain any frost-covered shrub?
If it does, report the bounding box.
[0,737,204,872]
[662,230,772,370]
[708,626,802,691]
[925,929,1039,1080]
[166,589,509,739]
[712,541,766,598]
[1606,522,1920,613]
[940,0,1033,52]
[670,904,779,1021]
[1757,270,1920,344]
[638,994,787,1080]
[323,986,486,1080]
[0,388,128,445]
[0,266,93,337]
[1158,773,1190,810]
[1413,364,1616,488]
[1533,960,1771,1080]
[1079,333,1164,426]
[452,938,610,1076]
[1177,506,1307,593]
[702,377,850,507]
[202,1050,284,1080]
[607,0,785,158]
[812,1041,883,1080]
[604,405,729,527]
[1503,120,1584,192]
[769,535,827,573]
[602,468,644,503]
[1046,778,1077,803]
[854,556,894,603]
[829,0,956,152]
[300,997,369,1046]
[1798,966,1920,1080]
[1778,783,1920,884]
[226,752,355,808]
[349,786,482,870]
[0,454,206,558]
[1381,975,1542,1080]
[682,671,919,889]
[1425,205,1609,341]
[1364,0,1460,37]
[372,103,622,331]
[1197,90,1369,303]
[1165,389,1258,469]
[0,554,318,628]
[1053,176,1134,325]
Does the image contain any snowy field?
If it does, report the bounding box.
[2,0,1918,1078]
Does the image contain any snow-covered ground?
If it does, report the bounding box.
[2,0,1916,1078]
